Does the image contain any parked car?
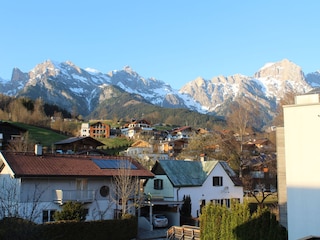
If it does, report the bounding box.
[152,214,168,228]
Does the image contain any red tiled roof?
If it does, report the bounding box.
[172,126,192,133]
[0,152,154,178]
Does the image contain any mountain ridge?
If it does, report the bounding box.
[0,58,318,130]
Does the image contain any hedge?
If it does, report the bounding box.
[0,217,137,240]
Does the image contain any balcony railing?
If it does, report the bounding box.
[53,190,96,204]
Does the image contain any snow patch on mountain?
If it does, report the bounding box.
[85,68,101,74]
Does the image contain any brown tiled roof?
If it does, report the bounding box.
[0,152,154,178]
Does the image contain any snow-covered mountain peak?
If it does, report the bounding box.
[254,58,304,82]
[0,58,317,130]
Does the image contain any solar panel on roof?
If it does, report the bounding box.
[92,159,137,170]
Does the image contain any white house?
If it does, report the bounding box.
[277,92,320,240]
[123,140,170,163]
[144,159,243,218]
[121,119,153,139]
[80,123,90,137]
[0,150,153,224]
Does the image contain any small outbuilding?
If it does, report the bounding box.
[54,136,104,154]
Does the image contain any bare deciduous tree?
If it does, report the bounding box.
[31,98,49,127]
[91,197,114,220]
[7,132,35,152]
[0,177,48,222]
[273,90,296,127]
[177,132,218,160]
[111,160,141,219]
[226,99,256,177]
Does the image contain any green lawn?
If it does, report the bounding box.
[244,193,278,205]
[10,121,134,153]
[11,122,68,148]
[97,137,133,149]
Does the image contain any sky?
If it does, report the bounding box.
[0,1,319,89]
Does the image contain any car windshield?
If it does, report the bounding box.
[155,215,166,219]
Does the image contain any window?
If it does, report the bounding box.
[43,209,56,223]
[213,199,223,206]
[84,208,89,216]
[225,199,230,208]
[213,176,223,186]
[154,179,163,190]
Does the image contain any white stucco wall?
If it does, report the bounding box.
[144,163,243,218]
[0,173,123,224]
[176,163,243,217]
[144,175,174,200]
[283,94,320,239]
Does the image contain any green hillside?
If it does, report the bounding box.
[11,122,68,148]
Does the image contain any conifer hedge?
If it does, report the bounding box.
[200,202,287,240]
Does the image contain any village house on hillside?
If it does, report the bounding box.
[144,158,243,218]
[121,119,153,139]
[54,136,105,154]
[80,122,110,138]
[0,149,153,224]
[169,126,193,140]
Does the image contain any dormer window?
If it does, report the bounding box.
[213,176,223,186]
[154,179,163,190]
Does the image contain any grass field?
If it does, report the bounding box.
[11,122,68,148]
[10,122,133,151]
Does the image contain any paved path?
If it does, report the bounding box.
[136,228,167,240]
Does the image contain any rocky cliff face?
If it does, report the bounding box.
[0,58,316,129]
[180,59,311,120]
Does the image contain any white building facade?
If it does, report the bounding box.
[281,93,320,239]
[144,160,243,218]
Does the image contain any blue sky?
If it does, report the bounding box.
[0,1,319,89]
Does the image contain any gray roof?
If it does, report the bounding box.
[54,136,104,146]
[156,160,219,187]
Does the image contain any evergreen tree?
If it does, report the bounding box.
[53,201,86,222]
[180,195,191,217]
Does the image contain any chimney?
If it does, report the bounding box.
[35,144,43,156]
[200,153,207,162]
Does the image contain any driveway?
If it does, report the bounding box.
[137,228,167,240]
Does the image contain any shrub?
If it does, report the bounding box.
[53,201,86,222]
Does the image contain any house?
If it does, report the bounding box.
[80,122,110,138]
[123,140,169,169]
[125,140,153,156]
[244,138,274,153]
[0,149,154,224]
[0,121,27,150]
[169,126,193,140]
[89,121,110,138]
[144,159,243,219]
[169,138,188,158]
[241,153,277,193]
[277,92,320,239]
[121,119,153,139]
[54,136,105,154]
[80,123,90,137]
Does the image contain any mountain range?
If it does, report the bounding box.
[0,59,318,130]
